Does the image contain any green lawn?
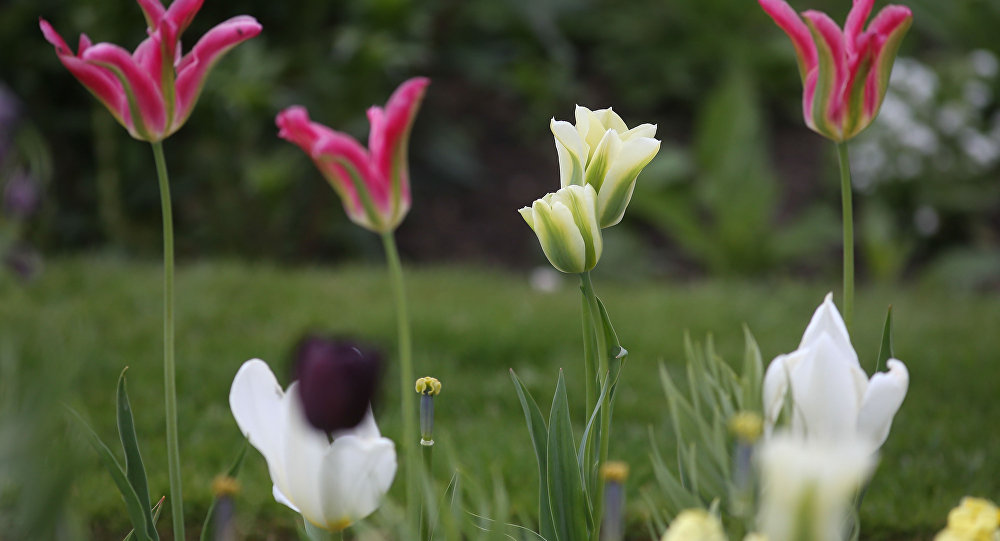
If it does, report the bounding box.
[2,257,998,539]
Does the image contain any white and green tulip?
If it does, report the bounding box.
[550,105,660,228]
[519,184,603,274]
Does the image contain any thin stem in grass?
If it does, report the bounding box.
[380,232,419,532]
[151,141,184,541]
[837,141,855,330]
[579,271,610,541]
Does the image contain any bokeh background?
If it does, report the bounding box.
[2,0,1000,539]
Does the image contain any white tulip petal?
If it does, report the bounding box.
[229,359,290,491]
[622,123,657,140]
[857,359,909,448]
[583,129,622,191]
[799,293,859,367]
[762,353,795,433]
[273,485,300,513]
[518,206,534,229]
[787,336,863,440]
[593,107,628,134]
[551,118,587,187]
[281,383,333,526]
[597,136,660,227]
[320,432,397,526]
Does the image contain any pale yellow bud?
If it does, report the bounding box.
[415,376,442,396]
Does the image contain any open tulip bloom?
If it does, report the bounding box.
[762,293,909,453]
[759,0,912,142]
[551,106,660,228]
[230,359,397,532]
[277,77,429,233]
[41,0,262,142]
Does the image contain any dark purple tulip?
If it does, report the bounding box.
[3,171,39,218]
[293,335,381,433]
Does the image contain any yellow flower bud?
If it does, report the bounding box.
[415,376,442,396]
[601,461,629,483]
[934,497,1000,541]
[729,411,764,443]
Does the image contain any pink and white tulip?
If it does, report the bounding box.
[759,0,913,141]
[41,0,262,142]
[276,77,429,233]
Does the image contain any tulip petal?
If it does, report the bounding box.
[367,77,428,220]
[622,123,657,140]
[593,107,628,135]
[758,0,817,80]
[841,33,876,139]
[229,359,290,494]
[583,129,622,193]
[561,184,603,270]
[273,485,300,513]
[281,383,332,527]
[762,353,793,434]
[843,0,874,53]
[551,118,587,187]
[319,420,397,528]
[597,136,660,228]
[799,293,859,368]
[135,0,166,29]
[164,0,204,36]
[312,132,385,230]
[788,336,864,440]
[519,206,536,230]
[534,199,586,273]
[83,42,167,140]
[857,359,908,448]
[40,20,128,127]
[803,11,849,140]
[173,15,262,129]
[865,6,913,118]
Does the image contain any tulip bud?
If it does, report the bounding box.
[293,335,381,434]
[550,105,660,228]
[519,184,603,274]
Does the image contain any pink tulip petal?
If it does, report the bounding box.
[135,0,166,29]
[277,107,374,228]
[40,19,129,127]
[133,34,163,90]
[842,32,876,138]
[311,133,384,226]
[803,10,848,139]
[843,0,874,54]
[173,15,262,128]
[83,42,167,139]
[866,5,913,117]
[758,0,817,80]
[164,0,204,36]
[368,77,428,211]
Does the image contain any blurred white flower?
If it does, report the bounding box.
[660,509,727,541]
[762,294,909,453]
[970,49,999,79]
[757,433,876,541]
[229,359,396,532]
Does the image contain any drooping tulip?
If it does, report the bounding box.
[229,359,396,532]
[519,184,603,274]
[40,0,262,142]
[759,0,913,141]
[276,77,429,233]
[550,106,660,227]
[762,293,909,452]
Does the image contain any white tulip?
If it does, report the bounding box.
[757,433,876,541]
[229,359,397,532]
[762,293,909,452]
[519,184,603,273]
[550,105,660,228]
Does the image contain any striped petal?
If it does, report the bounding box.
[758,0,817,81]
[82,42,167,140]
[803,11,849,141]
[843,0,874,54]
[173,15,262,130]
[366,77,428,224]
[866,6,913,118]
[551,118,588,187]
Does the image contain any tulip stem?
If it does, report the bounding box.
[151,140,184,541]
[580,271,610,540]
[836,141,855,331]
[380,232,418,533]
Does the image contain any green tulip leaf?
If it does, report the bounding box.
[546,370,591,541]
[510,369,556,541]
[116,368,157,541]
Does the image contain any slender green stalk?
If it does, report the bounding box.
[579,271,610,541]
[380,232,418,532]
[151,141,184,541]
[836,142,855,330]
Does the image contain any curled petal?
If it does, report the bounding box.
[803,10,849,140]
[758,0,817,80]
[857,359,909,448]
[843,0,874,53]
[597,136,659,228]
[367,77,428,211]
[173,15,262,129]
[135,0,166,29]
[164,0,204,36]
[866,6,913,117]
[551,118,588,187]
[311,132,385,229]
[83,42,167,139]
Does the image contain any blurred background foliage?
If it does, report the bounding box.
[0,0,998,284]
